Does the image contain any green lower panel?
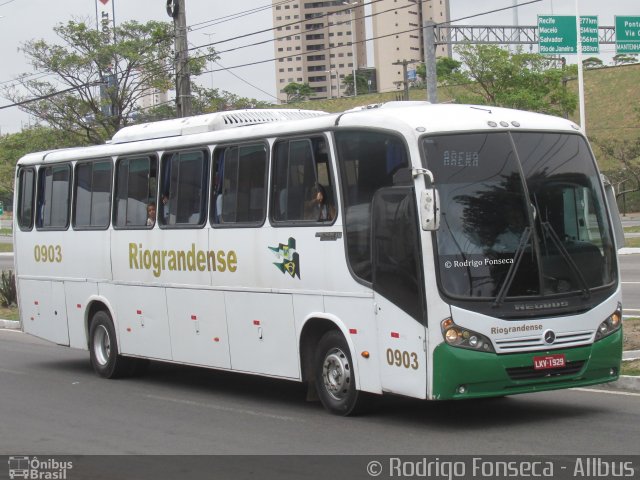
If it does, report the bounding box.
[431,329,622,400]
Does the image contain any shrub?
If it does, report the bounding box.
[0,270,17,307]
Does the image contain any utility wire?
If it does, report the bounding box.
[0,0,545,111]
[213,60,278,100]
[0,82,100,110]
[0,0,295,92]
[191,0,386,52]
[189,0,296,32]
[200,0,545,76]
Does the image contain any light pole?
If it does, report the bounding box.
[202,32,215,90]
[343,1,358,96]
[324,70,335,99]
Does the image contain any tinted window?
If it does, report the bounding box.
[335,131,409,283]
[271,136,336,223]
[423,132,616,304]
[37,164,71,229]
[17,168,35,230]
[159,150,208,227]
[211,144,267,225]
[372,187,424,320]
[114,156,157,228]
[74,160,112,228]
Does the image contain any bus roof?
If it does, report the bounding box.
[16,103,582,166]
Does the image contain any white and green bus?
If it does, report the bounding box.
[13,102,624,415]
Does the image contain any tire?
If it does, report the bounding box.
[88,310,132,379]
[314,330,365,416]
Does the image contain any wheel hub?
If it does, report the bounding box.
[322,348,351,401]
[93,325,111,366]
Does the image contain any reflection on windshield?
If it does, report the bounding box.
[423,132,616,302]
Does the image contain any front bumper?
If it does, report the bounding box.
[431,328,622,400]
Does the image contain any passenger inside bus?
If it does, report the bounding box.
[304,183,335,221]
[146,202,156,227]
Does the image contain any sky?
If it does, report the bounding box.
[0,0,637,135]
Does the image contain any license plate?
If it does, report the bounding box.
[533,354,566,370]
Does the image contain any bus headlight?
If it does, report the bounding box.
[595,303,622,342]
[441,318,495,353]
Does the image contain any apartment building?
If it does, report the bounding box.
[272,0,450,103]
[272,0,366,102]
[371,0,451,94]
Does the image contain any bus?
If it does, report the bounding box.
[13,102,625,415]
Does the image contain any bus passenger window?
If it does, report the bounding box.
[17,168,36,231]
[74,160,112,229]
[36,164,71,230]
[114,156,157,228]
[271,136,336,223]
[159,150,208,227]
[211,144,267,226]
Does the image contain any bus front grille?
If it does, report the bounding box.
[505,360,586,381]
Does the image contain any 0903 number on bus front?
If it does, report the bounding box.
[386,348,419,370]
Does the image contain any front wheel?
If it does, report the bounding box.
[315,330,365,416]
[89,311,133,379]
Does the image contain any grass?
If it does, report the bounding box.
[621,359,640,376]
[624,225,640,233]
[623,318,640,351]
[0,228,12,236]
[0,305,19,321]
[284,64,640,173]
[623,237,640,248]
[0,243,12,253]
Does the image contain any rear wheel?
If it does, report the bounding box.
[89,311,133,378]
[315,330,365,416]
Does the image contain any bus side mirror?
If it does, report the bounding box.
[602,176,624,249]
[420,188,440,231]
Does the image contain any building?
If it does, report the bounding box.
[138,88,169,111]
[371,0,451,94]
[272,0,450,103]
[272,0,366,103]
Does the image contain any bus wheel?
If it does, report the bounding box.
[315,330,363,416]
[89,311,130,379]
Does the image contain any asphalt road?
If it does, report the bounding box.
[1,329,639,456]
[620,253,640,315]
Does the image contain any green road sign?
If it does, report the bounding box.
[538,15,599,55]
[580,16,599,54]
[615,16,640,54]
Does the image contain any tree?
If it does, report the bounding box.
[282,82,314,102]
[417,57,464,86]
[583,57,603,69]
[137,85,272,123]
[0,126,83,199]
[452,44,577,117]
[594,137,640,203]
[2,20,216,145]
[612,54,638,66]
[341,73,368,96]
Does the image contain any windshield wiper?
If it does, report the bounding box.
[493,226,531,308]
[540,221,591,299]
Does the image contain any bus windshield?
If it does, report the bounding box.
[422,131,617,309]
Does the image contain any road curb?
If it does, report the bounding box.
[0,319,20,329]
[618,247,640,255]
[595,375,640,392]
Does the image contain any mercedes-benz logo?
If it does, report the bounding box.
[543,330,556,344]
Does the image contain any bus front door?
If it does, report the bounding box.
[371,187,427,399]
